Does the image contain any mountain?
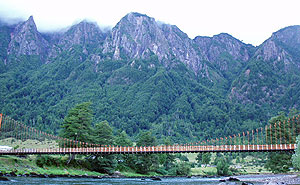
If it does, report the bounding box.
[230,26,300,111]
[47,20,106,63]
[0,13,299,143]
[6,16,49,63]
[103,13,205,76]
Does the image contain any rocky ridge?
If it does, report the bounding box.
[1,13,300,109]
[7,16,49,62]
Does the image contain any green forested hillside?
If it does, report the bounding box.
[0,49,266,143]
[1,18,300,144]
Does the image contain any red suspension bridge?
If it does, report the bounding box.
[0,113,299,155]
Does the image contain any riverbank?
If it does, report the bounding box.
[231,174,300,184]
[1,174,300,185]
[1,154,300,184]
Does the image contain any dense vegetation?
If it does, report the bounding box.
[1,22,300,146]
[57,102,192,175]
[55,102,296,175]
[0,49,269,143]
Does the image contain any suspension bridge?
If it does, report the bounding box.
[0,113,299,155]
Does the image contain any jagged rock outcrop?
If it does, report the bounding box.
[2,13,254,84]
[229,26,300,107]
[103,13,169,60]
[194,33,252,63]
[47,21,105,63]
[194,33,254,79]
[254,25,300,71]
[7,16,49,61]
[103,12,211,78]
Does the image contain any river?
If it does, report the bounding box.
[0,175,274,185]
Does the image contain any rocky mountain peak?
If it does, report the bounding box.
[103,12,168,60]
[254,26,300,71]
[272,25,300,46]
[194,33,252,63]
[46,20,105,63]
[7,16,49,60]
[59,21,104,47]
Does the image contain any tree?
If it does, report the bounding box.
[134,131,159,174]
[196,153,211,167]
[265,152,292,173]
[216,156,230,176]
[115,131,133,146]
[265,112,293,173]
[59,102,93,146]
[115,131,135,171]
[158,137,176,171]
[90,120,116,174]
[196,153,202,166]
[59,102,94,164]
[292,135,300,170]
[173,162,191,176]
[94,120,114,145]
[202,153,211,167]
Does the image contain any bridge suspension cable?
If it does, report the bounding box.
[0,113,299,155]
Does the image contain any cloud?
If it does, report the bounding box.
[0,0,300,46]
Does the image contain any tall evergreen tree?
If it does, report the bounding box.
[115,131,135,171]
[265,112,293,173]
[90,120,116,174]
[134,131,159,174]
[59,102,94,146]
[94,120,114,145]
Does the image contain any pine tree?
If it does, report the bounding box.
[94,120,114,145]
[59,102,93,147]
[115,131,135,171]
[134,131,159,174]
[91,120,116,174]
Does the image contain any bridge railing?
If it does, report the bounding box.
[0,113,299,155]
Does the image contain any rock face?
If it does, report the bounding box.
[47,21,106,63]
[103,13,210,78]
[194,33,254,83]
[1,12,253,82]
[194,33,253,70]
[229,25,300,107]
[1,13,300,111]
[7,16,49,61]
[254,25,300,71]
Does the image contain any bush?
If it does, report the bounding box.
[216,157,230,176]
[36,155,64,168]
[155,167,168,175]
[179,155,189,162]
[169,162,191,176]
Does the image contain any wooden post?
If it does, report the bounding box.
[270,124,272,150]
[0,113,3,131]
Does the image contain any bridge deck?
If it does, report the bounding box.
[0,144,296,155]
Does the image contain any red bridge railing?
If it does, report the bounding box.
[0,113,299,155]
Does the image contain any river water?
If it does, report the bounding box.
[1,176,271,185]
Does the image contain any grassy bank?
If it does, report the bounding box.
[0,155,103,176]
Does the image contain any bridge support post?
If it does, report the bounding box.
[0,113,3,131]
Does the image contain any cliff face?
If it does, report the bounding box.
[1,13,300,140]
[229,26,300,107]
[2,13,254,83]
[7,16,49,62]
[1,13,300,111]
[47,21,106,63]
[103,13,210,77]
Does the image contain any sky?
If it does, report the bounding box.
[0,0,299,46]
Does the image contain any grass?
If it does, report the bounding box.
[185,153,276,176]
[0,137,58,149]
[0,155,103,176]
[191,167,217,176]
